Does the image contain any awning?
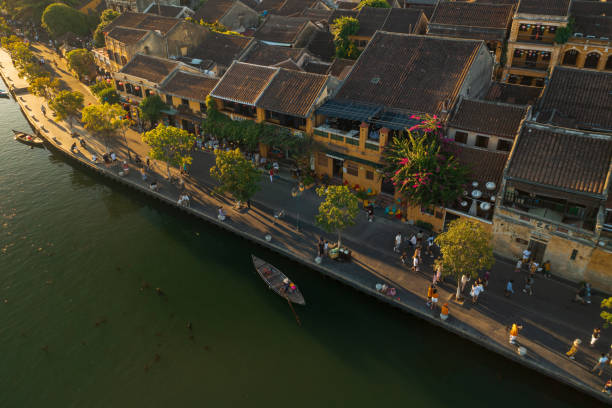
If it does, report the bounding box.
[161,108,178,115]
[325,150,383,169]
[370,111,420,130]
[316,100,381,122]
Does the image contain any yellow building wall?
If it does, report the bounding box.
[585,248,612,293]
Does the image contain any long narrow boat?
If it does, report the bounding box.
[0,89,9,98]
[12,130,44,147]
[252,255,305,305]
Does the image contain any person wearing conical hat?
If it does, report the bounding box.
[509,323,522,345]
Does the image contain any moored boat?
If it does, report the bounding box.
[12,130,44,147]
[252,255,305,305]
[0,90,8,98]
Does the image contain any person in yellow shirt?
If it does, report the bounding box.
[426,285,434,307]
[509,323,522,345]
[566,339,581,360]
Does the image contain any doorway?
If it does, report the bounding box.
[528,239,547,263]
[381,178,395,195]
[332,158,343,179]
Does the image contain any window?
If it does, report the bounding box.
[584,52,600,69]
[120,55,127,65]
[166,95,173,105]
[475,135,489,148]
[346,163,358,176]
[570,249,578,260]
[454,131,468,144]
[562,50,578,66]
[366,170,374,180]
[497,139,512,152]
[199,102,207,113]
[318,153,328,168]
[181,98,189,106]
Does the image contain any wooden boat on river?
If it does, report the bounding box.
[13,130,44,147]
[252,255,305,305]
[0,89,9,98]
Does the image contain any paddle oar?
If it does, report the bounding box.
[285,295,301,327]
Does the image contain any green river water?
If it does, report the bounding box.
[0,91,603,407]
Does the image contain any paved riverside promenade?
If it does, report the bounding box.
[1,45,611,403]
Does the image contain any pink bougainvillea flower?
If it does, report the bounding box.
[399,158,410,165]
[408,125,419,132]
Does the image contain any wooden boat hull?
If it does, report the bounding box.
[0,91,9,98]
[252,255,305,305]
[13,130,44,147]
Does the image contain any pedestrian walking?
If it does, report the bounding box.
[591,328,602,347]
[523,276,534,296]
[470,282,483,304]
[409,234,417,247]
[482,271,490,288]
[542,260,552,278]
[317,237,325,258]
[413,246,421,263]
[514,259,522,273]
[426,235,435,258]
[41,105,46,116]
[367,205,374,222]
[430,289,439,310]
[509,323,522,344]
[426,285,434,307]
[412,255,419,273]
[394,232,402,253]
[269,168,274,182]
[440,303,449,321]
[505,280,515,297]
[566,339,582,360]
[433,264,442,286]
[529,261,539,278]
[592,353,609,376]
[416,230,424,246]
[460,274,470,293]
[522,248,531,264]
[400,251,408,265]
[246,199,251,209]
[324,240,329,256]
[603,379,612,395]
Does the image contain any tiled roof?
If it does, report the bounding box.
[356,7,391,37]
[210,62,278,105]
[254,15,310,44]
[429,2,513,29]
[507,125,612,196]
[484,82,542,105]
[161,71,219,101]
[189,32,253,68]
[454,146,508,189]
[570,0,612,17]
[258,69,328,117]
[335,32,482,115]
[104,11,180,35]
[301,8,333,22]
[329,9,359,23]
[449,99,528,139]
[336,1,358,9]
[240,41,305,65]
[573,15,612,39]
[193,0,234,23]
[426,26,505,41]
[329,58,354,79]
[146,4,186,18]
[107,27,149,44]
[381,8,424,34]
[275,0,318,16]
[305,30,335,61]
[405,4,436,19]
[254,0,286,12]
[273,58,303,70]
[535,67,612,132]
[119,54,179,83]
[516,0,571,17]
[302,60,331,74]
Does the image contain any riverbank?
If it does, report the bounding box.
[1,45,610,404]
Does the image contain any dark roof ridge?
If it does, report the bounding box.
[462,96,530,110]
[524,121,612,141]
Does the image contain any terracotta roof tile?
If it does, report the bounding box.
[275,0,318,17]
[302,60,331,74]
[429,2,513,29]
[273,58,304,70]
[240,41,305,65]
[335,32,482,115]
[381,8,424,34]
[254,15,311,44]
[336,1,358,9]
[119,54,179,83]
[104,11,180,35]
[211,62,278,105]
[161,71,219,101]
[305,30,335,61]
[104,12,147,33]
[449,99,528,139]
[454,145,508,189]
[507,125,612,196]
[484,82,542,105]
[301,8,333,22]
[194,0,235,23]
[254,0,286,12]
[329,58,354,79]
[258,69,328,117]
[107,27,149,44]
[426,26,506,41]
[535,67,612,132]
[405,4,436,19]
[189,32,253,68]
[356,7,391,37]
[146,4,187,18]
[573,15,612,39]
[517,0,571,16]
[570,0,612,17]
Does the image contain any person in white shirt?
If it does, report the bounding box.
[592,353,609,376]
[91,153,97,162]
[409,235,417,247]
[522,248,531,263]
[394,232,402,253]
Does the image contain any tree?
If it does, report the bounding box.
[0,16,10,36]
[356,0,390,9]
[93,8,120,48]
[49,90,84,133]
[331,17,360,59]
[315,185,359,247]
[66,48,95,81]
[383,115,468,207]
[142,124,195,179]
[18,62,48,82]
[435,218,494,300]
[3,0,80,22]
[139,95,168,129]
[554,18,574,44]
[97,87,120,104]
[90,80,112,96]
[28,75,60,99]
[42,3,93,38]
[601,298,612,328]
[210,148,261,204]
[81,103,127,151]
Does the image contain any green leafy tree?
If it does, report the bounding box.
[3,0,80,22]
[93,8,120,48]
[383,115,468,207]
[0,16,11,36]
[66,48,95,80]
[210,148,261,204]
[18,62,48,81]
[435,218,494,300]
[315,185,359,247]
[49,90,84,133]
[97,87,120,104]
[331,17,360,59]
[555,18,574,44]
[81,103,127,151]
[198,20,242,36]
[90,80,112,96]
[601,298,612,328]
[28,75,60,99]
[8,41,35,70]
[41,3,92,38]
[356,0,390,9]
[142,124,195,179]
[139,95,168,129]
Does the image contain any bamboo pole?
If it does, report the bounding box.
[285,295,301,327]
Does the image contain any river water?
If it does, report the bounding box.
[0,89,603,407]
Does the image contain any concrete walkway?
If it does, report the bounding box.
[1,44,611,404]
